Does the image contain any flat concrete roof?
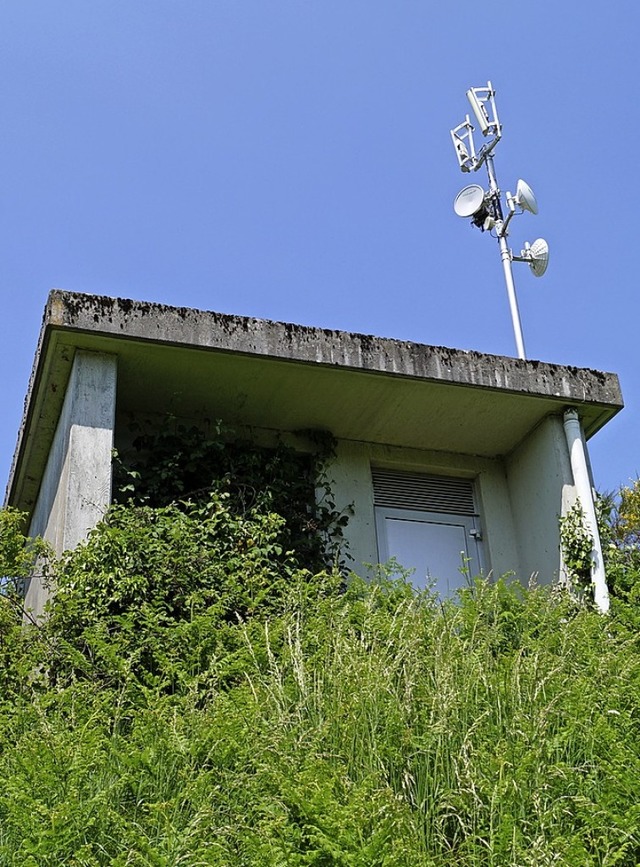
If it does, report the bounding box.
[6,290,623,516]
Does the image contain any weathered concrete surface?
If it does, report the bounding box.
[505,416,575,583]
[6,290,623,535]
[22,351,117,616]
[43,290,621,402]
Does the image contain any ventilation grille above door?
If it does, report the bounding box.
[372,469,476,516]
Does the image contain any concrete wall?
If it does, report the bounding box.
[110,417,526,581]
[24,351,117,616]
[325,439,522,580]
[51,395,579,599]
[326,422,586,586]
[505,415,575,584]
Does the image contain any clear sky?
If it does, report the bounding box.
[1,2,638,497]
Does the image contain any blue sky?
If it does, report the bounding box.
[1,2,638,496]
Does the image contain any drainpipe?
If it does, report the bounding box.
[563,409,610,613]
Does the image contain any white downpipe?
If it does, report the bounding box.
[563,409,610,613]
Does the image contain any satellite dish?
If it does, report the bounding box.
[515,179,538,215]
[454,184,486,218]
[525,238,549,277]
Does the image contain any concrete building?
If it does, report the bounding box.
[5,290,623,616]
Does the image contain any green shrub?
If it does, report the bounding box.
[45,494,338,690]
[600,479,640,630]
[2,478,640,864]
[0,508,49,702]
[113,418,351,573]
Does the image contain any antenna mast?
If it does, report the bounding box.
[450,82,549,360]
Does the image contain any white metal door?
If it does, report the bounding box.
[372,469,484,596]
[375,507,482,595]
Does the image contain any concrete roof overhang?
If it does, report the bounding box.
[6,290,624,516]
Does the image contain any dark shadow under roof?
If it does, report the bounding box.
[6,290,624,516]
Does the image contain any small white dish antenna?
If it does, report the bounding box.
[453,184,485,218]
[522,238,549,277]
[450,82,550,358]
[515,179,538,214]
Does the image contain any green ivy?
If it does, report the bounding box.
[559,501,594,592]
[112,417,351,573]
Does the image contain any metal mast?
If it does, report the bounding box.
[450,82,549,360]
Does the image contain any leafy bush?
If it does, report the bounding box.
[113,417,351,572]
[46,494,338,690]
[2,499,640,864]
[3,474,640,863]
[0,508,49,702]
[600,478,640,629]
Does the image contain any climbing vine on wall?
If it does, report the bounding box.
[559,501,594,592]
[113,417,351,573]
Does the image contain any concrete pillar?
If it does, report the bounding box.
[474,466,521,580]
[505,415,575,584]
[24,351,117,616]
[321,440,379,574]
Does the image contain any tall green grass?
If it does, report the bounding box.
[2,574,640,865]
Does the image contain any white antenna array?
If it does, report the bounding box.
[450,81,549,360]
